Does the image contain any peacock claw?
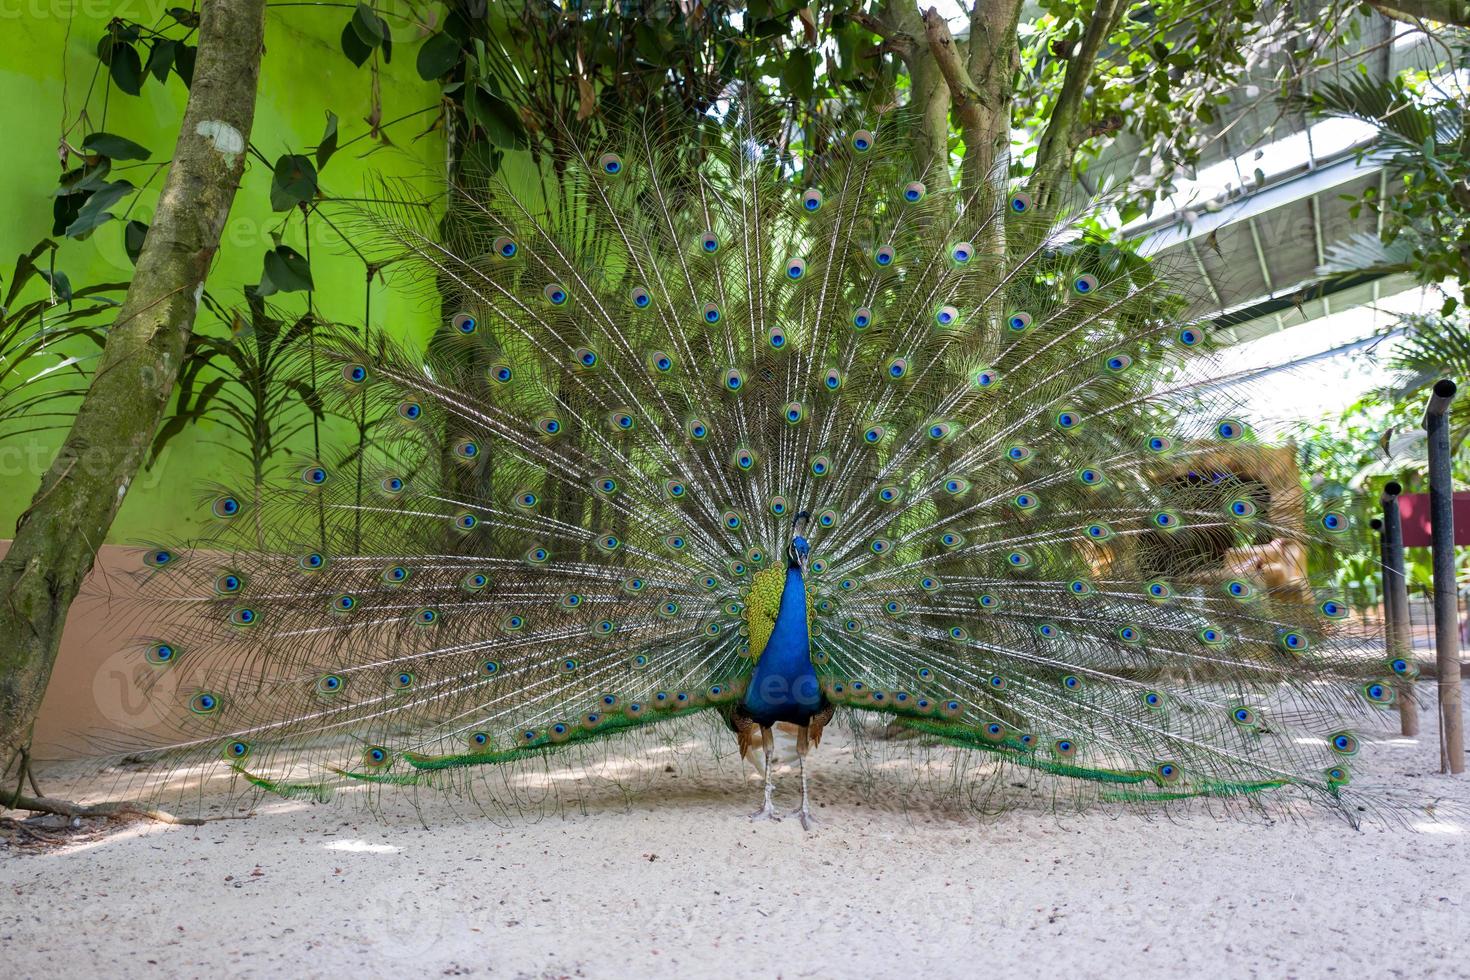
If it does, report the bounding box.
[791,808,818,831]
[750,804,780,822]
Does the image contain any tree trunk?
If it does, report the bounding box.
[0,0,269,764]
[1028,0,1126,213]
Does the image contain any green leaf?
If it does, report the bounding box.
[352,3,385,44]
[315,111,339,172]
[341,20,374,67]
[144,38,175,83]
[174,44,196,86]
[470,84,527,148]
[165,7,199,28]
[270,154,319,212]
[38,268,72,304]
[108,41,144,95]
[64,179,135,239]
[124,220,149,265]
[258,245,314,296]
[416,32,461,80]
[82,132,151,162]
[52,195,83,237]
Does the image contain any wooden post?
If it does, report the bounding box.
[1379,490,1417,736]
[1424,379,1464,774]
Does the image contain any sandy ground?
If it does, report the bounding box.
[3,682,1469,980]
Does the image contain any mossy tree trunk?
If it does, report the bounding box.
[0,0,269,767]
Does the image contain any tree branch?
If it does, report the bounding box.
[1,789,253,827]
[1029,0,1127,211]
[1366,0,1470,27]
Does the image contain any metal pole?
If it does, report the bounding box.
[1380,487,1417,737]
[1424,378,1464,774]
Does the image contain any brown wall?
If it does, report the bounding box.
[1,541,159,762]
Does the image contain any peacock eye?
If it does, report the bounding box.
[851,129,874,151]
[451,312,477,334]
[785,257,806,280]
[597,152,623,175]
[903,181,926,202]
[493,236,517,258]
[1010,191,1032,213]
[801,188,823,212]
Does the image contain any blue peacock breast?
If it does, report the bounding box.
[743,567,824,726]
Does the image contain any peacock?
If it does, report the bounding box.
[111,105,1405,829]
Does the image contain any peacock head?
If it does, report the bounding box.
[788,511,811,571]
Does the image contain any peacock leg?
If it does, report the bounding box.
[750,725,779,821]
[790,725,817,830]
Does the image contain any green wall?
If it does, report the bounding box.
[0,4,445,544]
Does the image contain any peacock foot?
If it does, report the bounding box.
[790,807,818,831]
[749,802,780,821]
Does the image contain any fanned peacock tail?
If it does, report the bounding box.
[110,104,1404,820]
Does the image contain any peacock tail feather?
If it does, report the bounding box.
[110,104,1400,819]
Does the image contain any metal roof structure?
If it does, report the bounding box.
[1111,12,1442,342]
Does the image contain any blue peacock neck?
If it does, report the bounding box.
[742,550,822,725]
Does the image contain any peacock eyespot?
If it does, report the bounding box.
[903,181,926,202]
[452,312,477,335]
[597,152,623,175]
[144,548,174,569]
[851,129,874,151]
[317,674,344,695]
[874,244,896,267]
[1072,274,1098,294]
[1010,191,1032,213]
[212,495,241,519]
[342,363,368,384]
[801,188,823,212]
[544,284,569,305]
[190,692,220,715]
[1008,311,1032,332]
[146,642,177,665]
[493,236,517,258]
[935,305,959,326]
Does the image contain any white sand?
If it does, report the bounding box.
[4,682,1469,979]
